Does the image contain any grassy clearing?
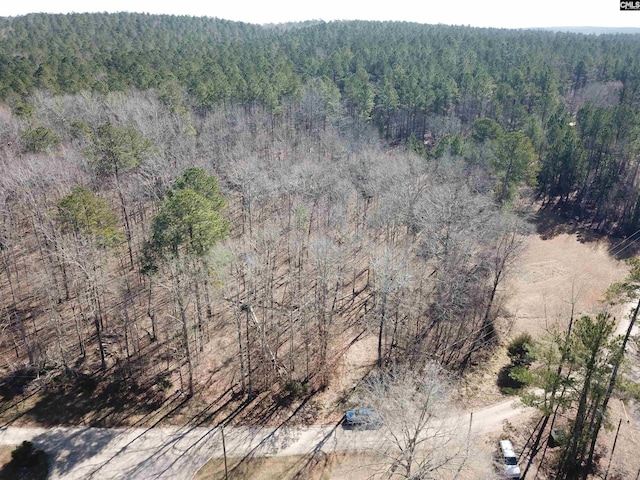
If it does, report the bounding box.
[194,451,384,480]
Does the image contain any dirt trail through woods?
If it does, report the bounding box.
[0,396,531,480]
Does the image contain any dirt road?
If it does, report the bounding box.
[0,396,530,479]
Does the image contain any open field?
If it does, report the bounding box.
[505,232,629,338]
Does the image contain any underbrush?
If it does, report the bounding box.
[0,364,174,427]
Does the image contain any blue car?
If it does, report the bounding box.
[344,408,383,429]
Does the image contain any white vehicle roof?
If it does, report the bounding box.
[499,440,521,478]
[500,439,516,456]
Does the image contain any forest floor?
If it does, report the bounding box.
[458,212,630,413]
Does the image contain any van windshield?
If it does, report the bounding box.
[505,456,518,465]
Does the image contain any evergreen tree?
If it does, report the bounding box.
[142,168,229,396]
[491,130,539,203]
[89,122,153,177]
[57,186,124,249]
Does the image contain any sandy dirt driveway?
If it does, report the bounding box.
[0,396,531,480]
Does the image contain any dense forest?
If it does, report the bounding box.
[1,14,639,232]
[0,14,640,476]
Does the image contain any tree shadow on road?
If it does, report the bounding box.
[28,427,118,478]
[26,389,193,479]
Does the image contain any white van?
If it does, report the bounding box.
[499,439,521,479]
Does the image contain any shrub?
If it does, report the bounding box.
[507,333,534,366]
[498,333,535,394]
[498,364,530,393]
[283,379,309,397]
[12,103,34,118]
[156,376,173,391]
[20,126,61,153]
[2,441,49,480]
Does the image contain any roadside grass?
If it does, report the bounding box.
[194,451,383,480]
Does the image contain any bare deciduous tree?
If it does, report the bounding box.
[358,364,473,479]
